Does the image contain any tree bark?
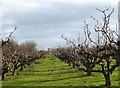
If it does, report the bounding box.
[105,73,111,86]
[12,67,17,75]
[2,73,5,81]
[101,63,112,86]
[68,62,71,66]
[86,67,92,76]
[19,63,24,71]
[12,63,21,75]
[87,71,92,76]
[2,67,9,81]
[72,62,76,68]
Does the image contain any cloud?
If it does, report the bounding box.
[2,1,118,49]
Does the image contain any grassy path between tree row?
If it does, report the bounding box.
[2,54,119,87]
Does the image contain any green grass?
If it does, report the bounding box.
[2,54,119,87]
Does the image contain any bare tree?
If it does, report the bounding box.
[83,7,120,86]
[1,27,46,80]
[59,7,119,86]
[61,34,100,76]
[1,27,17,80]
[1,27,17,47]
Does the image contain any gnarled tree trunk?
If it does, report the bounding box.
[105,73,111,86]
[2,66,9,81]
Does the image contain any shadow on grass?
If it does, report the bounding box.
[6,74,84,86]
[2,85,120,88]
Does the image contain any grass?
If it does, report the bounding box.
[2,54,120,87]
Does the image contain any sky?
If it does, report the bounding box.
[1,0,119,50]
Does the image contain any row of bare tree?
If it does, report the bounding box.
[51,8,120,86]
[1,28,47,81]
[1,7,119,86]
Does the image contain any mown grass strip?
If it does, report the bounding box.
[2,54,119,86]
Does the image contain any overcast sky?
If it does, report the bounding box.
[1,0,119,50]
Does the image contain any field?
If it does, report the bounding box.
[2,54,119,87]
